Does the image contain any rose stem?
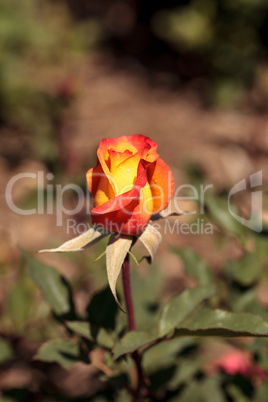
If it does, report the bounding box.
[122,253,135,331]
[122,253,149,400]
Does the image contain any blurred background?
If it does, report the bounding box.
[0,0,268,400]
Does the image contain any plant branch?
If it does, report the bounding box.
[122,253,136,331]
[122,253,150,401]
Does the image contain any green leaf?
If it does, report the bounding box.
[113,331,157,360]
[175,307,268,337]
[35,339,87,369]
[168,358,203,390]
[171,247,215,287]
[6,283,32,331]
[86,286,118,331]
[66,321,114,349]
[226,384,251,402]
[24,251,73,316]
[255,382,268,402]
[106,234,133,311]
[0,338,14,363]
[199,377,226,402]
[149,365,177,391]
[179,380,206,402]
[138,223,162,262]
[38,226,108,253]
[131,272,161,331]
[230,288,257,313]
[228,252,263,286]
[206,195,245,240]
[143,338,197,372]
[101,373,129,390]
[159,287,214,337]
[178,377,227,402]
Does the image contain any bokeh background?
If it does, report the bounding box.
[1,0,268,400]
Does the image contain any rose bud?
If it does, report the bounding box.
[87,134,174,235]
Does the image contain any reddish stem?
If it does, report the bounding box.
[122,253,136,331]
[122,253,150,401]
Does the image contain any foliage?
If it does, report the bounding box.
[1,164,268,400]
[0,1,268,400]
[151,0,268,106]
[2,210,265,401]
[85,0,268,107]
[0,0,100,169]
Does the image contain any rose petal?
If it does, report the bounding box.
[108,149,133,172]
[147,158,174,213]
[111,152,143,196]
[91,199,139,235]
[91,160,152,235]
[98,137,137,170]
[97,137,138,192]
[88,135,173,235]
[86,163,115,205]
[91,159,148,214]
[128,134,159,162]
[91,196,152,235]
[86,163,104,196]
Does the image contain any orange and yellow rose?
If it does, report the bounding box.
[86,134,174,235]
